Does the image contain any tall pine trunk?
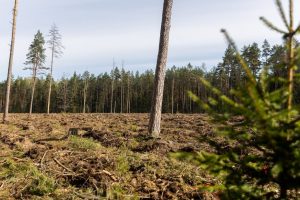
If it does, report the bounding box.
[83,80,87,113]
[47,45,55,114]
[287,0,295,111]
[127,75,130,113]
[148,0,173,137]
[110,61,115,113]
[3,0,18,122]
[171,73,175,114]
[110,80,114,113]
[63,80,67,112]
[29,68,37,115]
[121,80,123,113]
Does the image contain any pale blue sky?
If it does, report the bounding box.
[0,0,299,80]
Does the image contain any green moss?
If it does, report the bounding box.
[130,125,138,132]
[0,158,56,196]
[107,184,125,199]
[116,152,130,175]
[69,135,101,151]
[27,168,56,195]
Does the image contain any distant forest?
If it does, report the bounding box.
[0,40,298,114]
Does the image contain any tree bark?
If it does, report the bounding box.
[83,80,87,113]
[110,80,114,113]
[47,45,55,114]
[287,0,294,111]
[3,0,18,122]
[110,61,115,113]
[29,68,37,115]
[114,100,116,113]
[63,80,67,112]
[121,79,123,113]
[127,75,130,113]
[148,0,173,137]
[171,72,175,114]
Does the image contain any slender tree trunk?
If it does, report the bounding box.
[171,73,175,114]
[47,45,55,114]
[29,68,37,115]
[148,0,173,137]
[63,80,67,112]
[3,0,18,122]
[183,92,186,112]
[110,79,114,113]
[129,100,131,114]
[287,0,294,111]
[95,89,99,113]
[83,93,86,113]
[114,100,116,113]
[121,80,123,113]
[189,94,192,112]
[110,60,115,113]
[287,37,294,110]
[83,80,87,113]
[127,75,130,113]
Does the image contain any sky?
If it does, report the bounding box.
[0,0,299,80]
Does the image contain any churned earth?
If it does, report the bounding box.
[0,114,224,200]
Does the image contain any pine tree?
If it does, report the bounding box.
[46,24,64,114]
[3,0,18,122]
[82,71,90,113]
[24,30,47,115]
[242,43,261,78]
[149,0,173,138]
[262,39,271,65]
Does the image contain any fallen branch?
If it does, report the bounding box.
[100,170,118,182]
[34,133,70,143]
[53,158,73,173]
[40,150,49,167]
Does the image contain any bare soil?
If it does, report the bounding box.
[0,114,223,200]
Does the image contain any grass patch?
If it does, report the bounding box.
[69,136,101,151]
[130,125,138,132]
[116,152,130,176]
[127,139,139,149]
[0,158,56,197]
[107,183,140,200]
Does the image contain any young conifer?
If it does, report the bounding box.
[175,1,300,199]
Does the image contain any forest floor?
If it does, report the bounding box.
[0,114,224,200]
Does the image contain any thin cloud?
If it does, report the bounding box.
[0,0,299,80]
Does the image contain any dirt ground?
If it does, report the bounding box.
[0,114,223,200]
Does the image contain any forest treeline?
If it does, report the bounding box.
[0,39,297,114]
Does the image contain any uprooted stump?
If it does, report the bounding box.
[82,130,128,148]
[33,127,94,144]
[68,127,93,136]
[132,139,176,154]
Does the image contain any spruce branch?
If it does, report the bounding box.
[275,0,289,29]
[289,0,294,29]
[260,17,287,34]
